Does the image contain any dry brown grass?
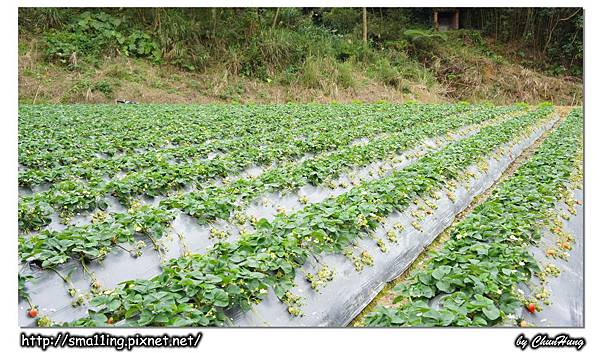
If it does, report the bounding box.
[19,54,445,104]
[426,50,582,105]
[18,35,581,105]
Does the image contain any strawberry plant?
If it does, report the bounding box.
[57,106,553,327]
[19,102,580,328]
[364,108,582,327]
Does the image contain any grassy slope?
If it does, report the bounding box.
[18,33,582,105]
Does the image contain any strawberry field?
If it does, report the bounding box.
[17,103,583,327]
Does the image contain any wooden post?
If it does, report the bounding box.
[433,11,439,31]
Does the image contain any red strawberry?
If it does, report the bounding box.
[527,303,536,313]
[27,307,38,318]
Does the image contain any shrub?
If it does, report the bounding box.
[336,61,356,89]
[43,11,161,66]
[371,58,402,87]
[92,80,114,98]
[123,30,161,63]
[239,26,338,80]
[276,8,310,29]
[332,39,373,62]
[299,56,323,89]
[403,29,447,51]
[321,8,361,34]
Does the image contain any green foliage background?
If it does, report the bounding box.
[18,7,583,78]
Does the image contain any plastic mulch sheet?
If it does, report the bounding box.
[517,189,583,327]
[230,117,559,326]
[19,115,560,327]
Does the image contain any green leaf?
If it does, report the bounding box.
[107,299,121,311]
[482,304,500,321]
[211,288,229,307]
[435,280,452,293]
[432,265,452,280]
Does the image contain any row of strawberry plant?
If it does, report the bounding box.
[163,105,524,224]
[58,105,553,327]
[18,105,523,268]
[18,104,480,231]
[20,103,461,187]
[21,104,398,171]
[19,104,261,170]
[363,108,582,327]
[101,103,472,205]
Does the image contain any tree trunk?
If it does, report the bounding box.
[154,8,161,32]
[211,8,217,38]
[362,8,368,45]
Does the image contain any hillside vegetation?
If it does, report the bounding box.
[18,8,583,105]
